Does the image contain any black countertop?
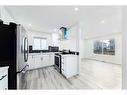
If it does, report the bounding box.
[29,50,60,53]
[29,50,79,55]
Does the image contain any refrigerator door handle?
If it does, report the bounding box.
[24,37,29,62]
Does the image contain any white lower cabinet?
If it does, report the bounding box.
[49,53,55,66]
[33,54,42,68]
[28,55,35,70]
[61,55,78,78]
[28,54,42,70]
[0,66,9,90]
[28,53,55,70]
[42,54,50,67]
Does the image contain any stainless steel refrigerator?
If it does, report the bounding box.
[0,20,29,89]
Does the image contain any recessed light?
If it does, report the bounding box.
[74,7,79,11]
[29,24,32,26]
[101,20,105,24]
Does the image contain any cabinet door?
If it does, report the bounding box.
[42,54,50,67]
[49,53,54,65]
[33,55,42,69]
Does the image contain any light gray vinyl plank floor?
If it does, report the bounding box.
[17,59,121,89]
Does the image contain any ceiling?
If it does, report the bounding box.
[5,6,122,37]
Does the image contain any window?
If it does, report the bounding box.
[94,40,103,54]
[103,39,115,55]
[33,37,47,50]
[93,39,115,55]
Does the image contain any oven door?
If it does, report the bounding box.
[54,55,61,73]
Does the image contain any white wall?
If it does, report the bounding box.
[84,33,122,64]
[27,29,52,48]
[52,33,60,46]
[79,40,86,59]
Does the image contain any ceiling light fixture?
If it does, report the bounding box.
[29,24,32,26]
[74,7,79,11]
[101,20,105,24]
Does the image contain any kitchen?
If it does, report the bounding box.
[0,6,122,89]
